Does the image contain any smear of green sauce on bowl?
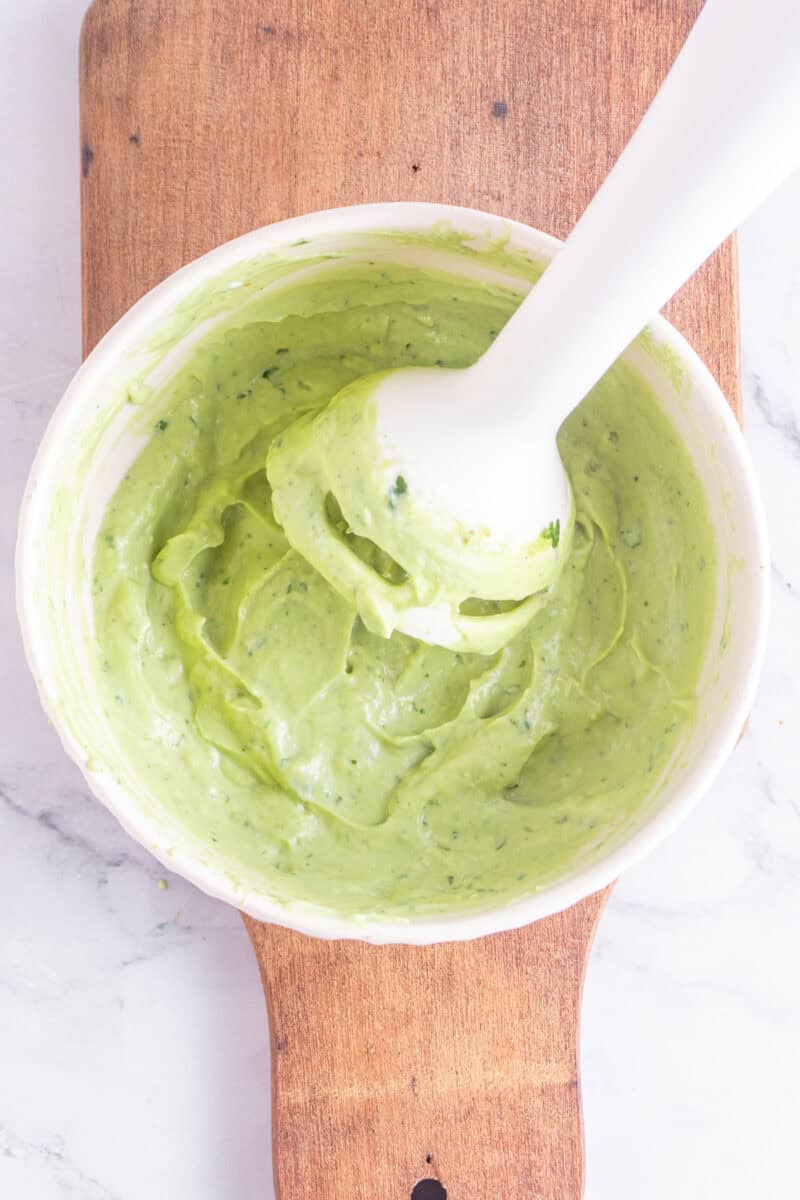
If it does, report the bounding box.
[93,246,716,917]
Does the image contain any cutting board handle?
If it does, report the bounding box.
[243,895,606,1199]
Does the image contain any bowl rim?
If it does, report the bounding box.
[16,201,770,943]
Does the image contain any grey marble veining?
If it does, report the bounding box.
[2,3,799,1197]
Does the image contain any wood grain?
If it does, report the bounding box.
[80,2,741,1197]
[244,899,606,1200]
[79,0,739,419]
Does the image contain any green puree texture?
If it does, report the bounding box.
[93,260,716,916]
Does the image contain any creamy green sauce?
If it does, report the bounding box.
[266,369,573,656]
[93,253,715,916]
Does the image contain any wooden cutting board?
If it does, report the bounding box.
[79,3,741,1197]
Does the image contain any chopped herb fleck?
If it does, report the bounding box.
[542,519,560,548]
[388,474,409,508]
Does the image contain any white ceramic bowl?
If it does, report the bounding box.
[16,203,769,944]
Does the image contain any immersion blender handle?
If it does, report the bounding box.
[479,0,800,434]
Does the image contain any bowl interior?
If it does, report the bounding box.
[17,204,768,943]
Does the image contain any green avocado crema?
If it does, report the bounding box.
[266,372,574,656]
[93,244,716,917]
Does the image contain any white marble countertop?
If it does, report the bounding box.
[2,3,799,1197]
